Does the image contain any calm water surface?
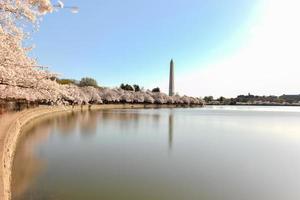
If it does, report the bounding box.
[12,106,300,200]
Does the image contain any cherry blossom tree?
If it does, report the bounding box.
[81,86,102,104]
[99,88,120,103]
[143,93,154,104]
[0,0,59,102]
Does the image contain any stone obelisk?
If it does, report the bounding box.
[169,59,174,96]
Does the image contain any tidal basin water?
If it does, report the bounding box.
[12,106,300,200]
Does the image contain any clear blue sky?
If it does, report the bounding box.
[32,0,261,94]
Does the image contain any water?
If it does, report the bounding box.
[12,106,300,200]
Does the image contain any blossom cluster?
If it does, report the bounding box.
[0,83,204,106]
[0,0,57,101]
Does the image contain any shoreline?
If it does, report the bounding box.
[0,104,189,200]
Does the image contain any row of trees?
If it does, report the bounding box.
[0,83,204,106]
[203,93,300,105]
[57,77,99,88]
[56,80,161,94]
[203,96,235,105]
[120,83,160,93]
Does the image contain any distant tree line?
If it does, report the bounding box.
[51,78,203,106]
[120,83,160,93]
[57,77,99,88]
[203,93,300,105]
[57,79,162,94]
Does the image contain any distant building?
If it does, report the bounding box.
[169,59,174,96]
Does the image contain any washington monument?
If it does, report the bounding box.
[169,59,175,96]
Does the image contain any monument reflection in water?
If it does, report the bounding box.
[12,107,300,200]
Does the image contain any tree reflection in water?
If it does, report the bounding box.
[12,111,96,199]
[12,109,174,200]
[12,120,51,199]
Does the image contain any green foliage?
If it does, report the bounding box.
[133,84,140,92]
[228,98,237,105]
[203,96,214,103]
[218,96,226,103]
[120,83,134,91]
[79,77,98,87]
[152,87,160,93]
[56,79,77,85]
